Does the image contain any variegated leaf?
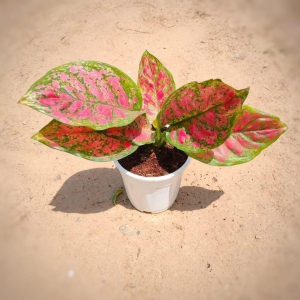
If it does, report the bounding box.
[187,106,287,166]
[19,61,144,130]
[186,151,214,164]
[138,51,175,121]
[159,79,249,152]
[105,114,155,145]
[32,120,138,162]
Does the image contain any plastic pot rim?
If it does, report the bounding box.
[114,156,191,182]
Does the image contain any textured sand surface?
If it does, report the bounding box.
[1,0,299,299]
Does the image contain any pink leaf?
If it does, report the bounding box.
[160,79,249,152]
[105,114,155,145]
[187,106,287,165]
[19,61,144,130]
[32,120,138,162]
[138,51,175,121]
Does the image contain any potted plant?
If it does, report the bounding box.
[19,51,287,213]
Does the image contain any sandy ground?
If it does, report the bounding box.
[1,0,300,299]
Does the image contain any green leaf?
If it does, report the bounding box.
[112,189,123,206]
[187,105,287,166]
[19,61,144,130]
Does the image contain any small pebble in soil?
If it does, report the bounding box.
[234,52,246,59]
[68,270,75,278]
[119,224,134,236]
[54,174,61,181]
[173,222,183,230]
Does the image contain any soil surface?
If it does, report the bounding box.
[1,1,300,300]
[119,145,188,177]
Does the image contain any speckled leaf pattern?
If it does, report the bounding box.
[186,151,214,164]
[19,61,144,130]
[105,114,155,145]
[188,106,287,166]
[138,51,175,121]
[32,120,138,162]
[160,79,249,153]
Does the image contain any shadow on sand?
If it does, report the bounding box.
[50,168,224,214]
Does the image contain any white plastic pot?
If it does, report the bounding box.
[114,157,191,213]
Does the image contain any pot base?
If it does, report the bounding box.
[130,202,171,214]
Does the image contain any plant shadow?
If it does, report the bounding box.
[50,168,224,214]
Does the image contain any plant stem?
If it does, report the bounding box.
[154,126,166,148]
[154,138,166,148]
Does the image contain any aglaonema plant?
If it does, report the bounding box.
[18,51,287,166]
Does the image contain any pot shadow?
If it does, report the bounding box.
[171,186,224,211]
[49,168,224,214]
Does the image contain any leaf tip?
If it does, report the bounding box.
[244,86,250,93]
[18,97,26,105]
[282,122,288,132]
[143,50,155,59]
[31,132,40,141]
[240,86,250,102]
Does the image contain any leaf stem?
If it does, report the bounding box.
[154,125,166,148]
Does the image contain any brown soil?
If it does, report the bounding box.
[118,144,188,177]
